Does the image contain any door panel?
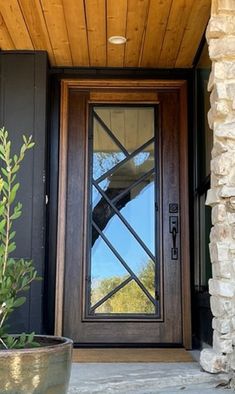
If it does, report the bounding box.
[62,87,185,344]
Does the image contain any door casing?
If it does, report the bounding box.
[55,78,191,348]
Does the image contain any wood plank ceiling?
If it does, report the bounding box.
[0,0,211,68]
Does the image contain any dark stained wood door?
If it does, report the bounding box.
[59,82,190,345]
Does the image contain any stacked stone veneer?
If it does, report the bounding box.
[200,0,235,374]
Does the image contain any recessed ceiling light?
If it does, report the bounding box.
[108,36,127,45]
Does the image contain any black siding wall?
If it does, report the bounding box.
[0,52,48,333]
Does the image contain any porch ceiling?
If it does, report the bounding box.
[0,0,211,68]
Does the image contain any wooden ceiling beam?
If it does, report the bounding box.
[18,0,55,65]
[0,0,33,49]
[140,0,173,68]
[158,0,195,68]
[62,0,89,67]
[85,0,107,67]
[175,0,211,68]
[40,0,72,66]
[124,0,149,67]
[0,13,15,49]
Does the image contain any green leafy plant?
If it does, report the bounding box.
[0,127,40,349]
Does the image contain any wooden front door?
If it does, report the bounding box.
[56,80,191,347]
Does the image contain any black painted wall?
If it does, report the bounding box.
[0,51,48,334]
[192,66,213,348]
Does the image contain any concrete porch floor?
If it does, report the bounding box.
[68,359,232,393]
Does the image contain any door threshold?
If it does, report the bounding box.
[72,348,194,363]
[73,343,183,348]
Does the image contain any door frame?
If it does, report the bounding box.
[55,78,191,349]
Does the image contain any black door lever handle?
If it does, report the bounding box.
[172,226,177,250]
[169,216,178,260]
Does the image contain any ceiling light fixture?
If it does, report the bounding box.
[108,36,127,45]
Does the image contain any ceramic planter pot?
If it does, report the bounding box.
[0,335,73,394]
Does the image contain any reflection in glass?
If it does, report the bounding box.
[95,280,155,314]
[92,189,155,296]
[91,237,129,306]
[94,107,154,153]
[114,174,155,254]
[98,143,154,196]
[93,118,126,180]
[92,186,101,209]
[89,105,157,316]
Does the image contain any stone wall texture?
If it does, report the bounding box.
[200,0,235,374]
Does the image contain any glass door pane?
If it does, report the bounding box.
[87,105,158,318]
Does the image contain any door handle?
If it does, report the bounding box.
[169,216,178,260]
[172,226,177,249]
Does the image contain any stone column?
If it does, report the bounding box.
[200,0,235,375]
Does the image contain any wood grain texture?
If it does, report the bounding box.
[179,82,192,349]
[124,0,149,67]
[158,0,194,68]
[40,0,72,66]
[62,89,89,339]
[62,0,89,66]
[73,348,194,363]
[159,91,181,343]
[85,0,106,67]
[140,0,172,67]
[90,90,159,102]
[0,13,15,49]
[18,0,55,64]
[0,0,33,49]
[175,0,211,68]
[107,0,127,67]
[63,79,187,89]
[0,0,210,67]
[54,80,69,336]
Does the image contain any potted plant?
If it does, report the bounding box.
[0,128,73,393]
